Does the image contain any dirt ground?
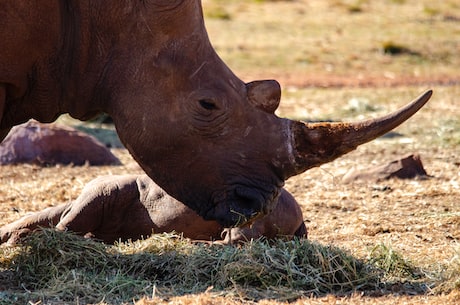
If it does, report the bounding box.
[1,81,459,304]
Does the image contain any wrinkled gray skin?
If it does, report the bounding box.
[0,175,307,245]
[0,1,432,227]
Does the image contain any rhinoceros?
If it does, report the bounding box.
[0,175,307,245]
[0,1,432,227]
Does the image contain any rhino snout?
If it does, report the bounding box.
[228,186,278,226]
[205,184,280,228]
[232,187,264,223]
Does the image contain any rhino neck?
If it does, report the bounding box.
[0,1,208,131]
[0,2,62,130]
[59,1,206,121]
[0,1,110,129]
[53,1,112,120]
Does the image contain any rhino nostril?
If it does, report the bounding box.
[235,186,261,202]
[234,186,265,216]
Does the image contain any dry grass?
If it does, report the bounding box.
[203,0,460,87]
[0,230,380,304]
[0,229,458,304]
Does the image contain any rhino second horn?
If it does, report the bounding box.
[285,90,433,177]
[246,80,281,113]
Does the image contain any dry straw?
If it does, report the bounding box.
[1,229,458,304]
[1,229,381,304]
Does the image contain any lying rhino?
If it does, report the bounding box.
[0,175,307,245]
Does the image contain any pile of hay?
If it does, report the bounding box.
[2,229,457,304]
[0,229,384,304]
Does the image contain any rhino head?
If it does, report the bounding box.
[0,1,432,227]
[106,2,431,227]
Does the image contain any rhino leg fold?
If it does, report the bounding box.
[55,175,148,243]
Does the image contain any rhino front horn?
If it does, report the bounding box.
[284,90,433,178]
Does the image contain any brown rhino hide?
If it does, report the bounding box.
[342,154,428,183]
[0,120,120,166]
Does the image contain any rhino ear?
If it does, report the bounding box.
[246,80,281,114]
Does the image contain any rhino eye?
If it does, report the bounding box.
[199,99,218,110]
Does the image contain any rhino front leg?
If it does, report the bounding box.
[0,202,70,245]
[55,175,142,243]
[221,222,265,245]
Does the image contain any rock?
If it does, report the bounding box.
[342,154,428,183]
[0,120,121,166]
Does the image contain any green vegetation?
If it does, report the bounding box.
[368,243,420,279]
[381,41,418,56]
[252,0,296,3]
[203,4,231,20]
[0,230,372,303]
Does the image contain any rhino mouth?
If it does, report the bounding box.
[206,184,281,228]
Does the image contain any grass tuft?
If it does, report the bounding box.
[381,41,419,56]
[434,244,460,293]
[252,0,295,3]
[368,243,419,279]
[447,245,460,289]
[203,4,232,20]
[4,230,459,303]
[1,229,381,304]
